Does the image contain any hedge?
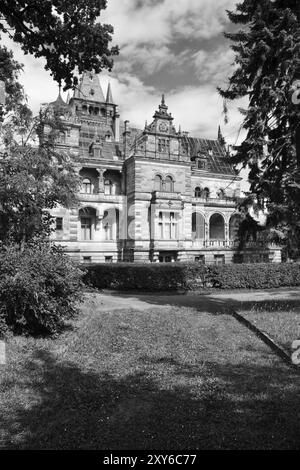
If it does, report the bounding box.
[83,262,300,291]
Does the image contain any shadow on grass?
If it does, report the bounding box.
[104,290,300,315]
[1,349,300,450]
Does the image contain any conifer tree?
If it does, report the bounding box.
[219,0,300,258]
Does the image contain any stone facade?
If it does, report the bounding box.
[45,72,281,264]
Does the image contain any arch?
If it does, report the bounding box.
[154,174,163,191]
[164,175,174,192]
[229,213,241,240]
[82,105,87,113]
[82,178,92,194]
[192,212,205,240]
[209,213,225,240]
[94,107,99,116]
[101,108,106,116]
[217,188,226,199]
[194,186,202,198]
[202,187,210,199]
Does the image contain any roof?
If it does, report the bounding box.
[182,136,234,175]
[73,72,105,102]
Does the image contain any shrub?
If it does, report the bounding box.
[84,262,208,292]
[84,261,300,292]
[0,243,84,336]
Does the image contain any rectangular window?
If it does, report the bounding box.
[195,255,205,264]
[157,212,178,239]
[214,254,225,266]
[56,217,63,231]
[83,256,92,263]
[81,217,92,240]
[105,256,113,263]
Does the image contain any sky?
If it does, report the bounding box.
[2,0,247,146]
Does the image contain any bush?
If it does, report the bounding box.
[84,262,208,292]
[0,243,84,336]
[84,262,300,292]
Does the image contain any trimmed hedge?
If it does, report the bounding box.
[84,262,300,291]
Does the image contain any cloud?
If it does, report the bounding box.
[102,0,237,48]
[192,47,236,87]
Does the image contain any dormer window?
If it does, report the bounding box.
[90,89,95,96]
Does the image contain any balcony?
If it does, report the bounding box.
[79,193,124,203]
[192,197,238,207]
[153,191,181,200]
[192,239,239,248]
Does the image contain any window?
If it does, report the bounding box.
[158,138,169,153]
[104,222,112,240]
[202,187,210,199]
[164,176,174,192]
[197,159,206,169]
[209,213,225,240]
[195,255,205,264]
[55,217,63,231]
[105,134,112,142]
[82,178,92,194]
[81,217,92,240]
[194,187,202,198]
[154,174,163,191]
[83,256,92,263]
[217,188,225,199]
[104,179,113,195]
[214,254,225,265]
[105,256,113,263]
[157,212,178,239]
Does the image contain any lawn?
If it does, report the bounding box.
[239,304,300,351]
[0,293,300,450]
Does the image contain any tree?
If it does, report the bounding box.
[219,0,300,258]
[0,0,118,89]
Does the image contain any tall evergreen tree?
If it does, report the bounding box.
[219,0,300,258]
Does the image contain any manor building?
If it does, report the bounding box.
[45,72,280,264]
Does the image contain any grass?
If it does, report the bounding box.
[0,293,300,450]
[239,303,300,351]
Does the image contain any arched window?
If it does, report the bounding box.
[209,213,225,240]
[195,187,202,198]
[101,108,106,116]
[57,131,65,143]
[164,176,174,192]
[104,179,113,195]
[154,175,163,191]
[82,178,92,194]
[202,187,210,199]
[192,212,205,240]
[229,214,241,241]
[82,105,87,113]
[217,188,225,199]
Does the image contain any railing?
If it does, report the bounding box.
[79,193,124,203]
[153,191,181,200]
[192,239,239,248]
[192,197,237,206]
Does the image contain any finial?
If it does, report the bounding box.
[161,93,165,105]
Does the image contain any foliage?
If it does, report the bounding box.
[0,0,118,89]
[0,140,80,245]
[84,263,208,292]
[219,0,300,258]
[0,243,84,336]
[84,261,300,292]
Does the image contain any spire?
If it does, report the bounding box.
[218,125,226,146]
[50,87,68,109]
[106,82,114,103]
[73,71,105,102]
[153,94,173,121]
[66,91,70,105]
